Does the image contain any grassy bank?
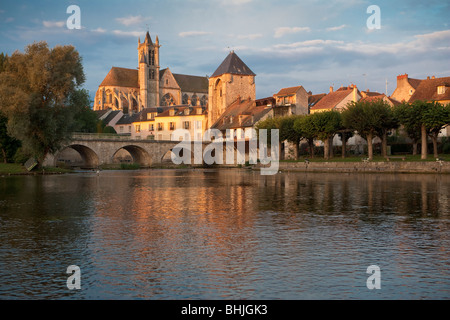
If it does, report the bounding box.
[0,163,73,175]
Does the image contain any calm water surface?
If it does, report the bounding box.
[0,169,449,299]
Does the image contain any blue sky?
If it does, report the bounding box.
[1,0,449,101]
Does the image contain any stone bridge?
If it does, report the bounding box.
[43,133,210,168]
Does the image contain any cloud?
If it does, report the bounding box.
[43,21,65,28]
[113,30,145,38]
[116,15,149,26]
[237,33,263,40]
[326,24,346,31]
[274,27,310,38]
[179,31,212,37]
[272,39,344,50]
[4,17,14,23]
[92,27,107,33]
[221,0,252,5]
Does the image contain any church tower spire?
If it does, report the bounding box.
[138,31,160,109]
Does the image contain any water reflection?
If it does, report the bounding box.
[0,170,449,299]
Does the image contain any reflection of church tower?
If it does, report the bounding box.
[138,31,160,108]
[208,51,256,127]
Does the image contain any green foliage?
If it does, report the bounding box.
[393,102,422,143]
[102,125,117,134]
[342,100,394,140]
[278,115,304,144]
[120,163,140,170]
[419,101,449,134]
[441,137,450,154]
[13,147,31,164]
[0,42,86,165]
[255,116,281,146]
[293,114,315,141]
[0,113,21,163]
[70,89,98,133]
[309,111,342,141]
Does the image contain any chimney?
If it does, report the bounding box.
[427,76,430,80]
[329,86,334,93]
[352,86,358,102]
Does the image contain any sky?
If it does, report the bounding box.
[0,0,449,102]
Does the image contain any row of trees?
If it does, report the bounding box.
[256,99,450,161]
[0,43,107,165]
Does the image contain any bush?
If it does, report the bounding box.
[441,137,450,154]
[120,163,140,170]
[13,147,31,164]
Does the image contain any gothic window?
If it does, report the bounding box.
[182,94,189,105]
[200,95,207,107]
[191,94,198,106]
[161,93,175,106]
[149,69,155,80]
[132,98,138,113]
[149,50,155,66]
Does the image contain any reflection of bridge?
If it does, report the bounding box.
[43,133,208,168]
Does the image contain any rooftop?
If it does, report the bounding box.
[210,51,256,78]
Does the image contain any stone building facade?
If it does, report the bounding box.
[94,31,208,114]
[208,51,256,127]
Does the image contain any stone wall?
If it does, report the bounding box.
[272,161,450,174]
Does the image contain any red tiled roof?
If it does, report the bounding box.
[275,86,304,96]
[408,78,422,89]
[211,98,272,130]
[359,94,386,102]
[309,88,354,111]
[308,93,326,107]
[409,76,450,102]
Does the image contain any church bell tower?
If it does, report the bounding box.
[138,31,160,108]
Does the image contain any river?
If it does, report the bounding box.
[0,169,448,299]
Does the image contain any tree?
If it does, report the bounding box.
[374,101,399,157]
[293,115,316,158]
[0,113,21,163]
[337,130,354,158]
[0,42,86,166]
[278,115,304,160]
[342,100,394,161]
[394,102,422,155]
[0,53,8,73]
[420,101,450,158]
[255,116,280,146]
[70,89,99,133]
[309,111,342,159]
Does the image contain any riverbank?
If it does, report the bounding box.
[2,158,450,175]
[0,163,74,176]
[260,159,450,174]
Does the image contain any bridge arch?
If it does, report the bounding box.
[56,144,99,168]
[112,145,152,167]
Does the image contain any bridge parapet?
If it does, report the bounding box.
[72,133,144,141]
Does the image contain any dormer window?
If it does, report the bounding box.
[169,109,175,116]
[437,86,446,95]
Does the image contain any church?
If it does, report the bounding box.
[94,31,208,114]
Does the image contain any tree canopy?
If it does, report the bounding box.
[0,42,89,165]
